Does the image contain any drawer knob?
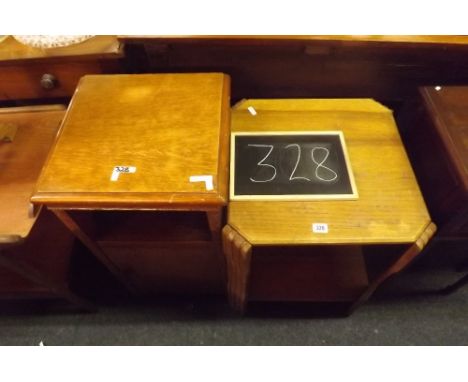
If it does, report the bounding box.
[40,73,58,90]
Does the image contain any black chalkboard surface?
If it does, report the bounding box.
[230,132,358,200]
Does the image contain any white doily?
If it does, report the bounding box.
[13,35,95,49]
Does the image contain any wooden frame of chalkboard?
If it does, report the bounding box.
[230,131,358,201]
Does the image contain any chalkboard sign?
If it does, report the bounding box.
[230,131,358,200]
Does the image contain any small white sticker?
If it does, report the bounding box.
[189,175,213,190]
[110,166,137,181]
[312,223,328,233]
[247,106,257,116]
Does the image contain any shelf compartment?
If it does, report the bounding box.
[249,245,368,302]
[99,241,224,295]
[70,210,213,244]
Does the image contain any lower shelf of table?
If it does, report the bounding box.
[248,245,369,302]
[99,241,225,295]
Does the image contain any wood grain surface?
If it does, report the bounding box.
[421,86,468,191]
[228,99,431,245]
[120,35,468,47]
[120,35,468,105]
[0,105,65,243]
[32,73,231,209]
[400,86,468,235]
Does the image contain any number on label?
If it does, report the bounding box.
[285,143,311,181]
[248,144,277,183]
[312,223,329,233]
[311,147,338,182]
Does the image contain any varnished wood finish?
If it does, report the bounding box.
[0,105,65,242]
[99,242,223,294]
[32,74,231,295]
[222,225,252,312]
[421,87,468,191]
[32,74,231,209]
[224,99,434,312]
[230,99,431,245]
[0,36,123,101]
[121,35,468,46]
[119,35,468,104]
[400,86,468,236]
[0,210,94,310]
[350,222,436,312]
[0,61,119,101]
[0,106,91,309]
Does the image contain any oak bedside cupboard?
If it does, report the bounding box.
[31,73,231,295]
[223,99,436,313]
[0,105,90,309]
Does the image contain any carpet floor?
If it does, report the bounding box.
[0,257,467,345]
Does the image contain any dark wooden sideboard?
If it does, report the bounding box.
[398,86,468,291]
[400,86,468,236]
[119,35,468,106]
[0,36,123,103]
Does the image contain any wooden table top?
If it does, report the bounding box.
[32,73,231,209]
[0,105,65,245]
[228,99,432,245]
[0,35,123,64]
[420,86,468,192]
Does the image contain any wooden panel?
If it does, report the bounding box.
[421,87,468,191]
[120,35,468,46]
[400,86,468,236]
[401,98,464,229]
[0,208,85,308]
[228,99,431,245]
[0,105,65,242]
[120,36,468,103]
[0,36,123,101]
[249,245,368,302]
[94,210,212,243]
[1,209,75,287]
[100,242,224,294]
[0,265,44,295]
[32,73,231,209]
[0,61,111,100]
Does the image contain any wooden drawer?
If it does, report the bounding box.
[0,35,123,102]
[0,61,115,101]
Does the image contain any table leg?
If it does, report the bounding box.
[206,208,223,241]
[222,225,252,313]
[52,209,138,293]
[349,222,437,313]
